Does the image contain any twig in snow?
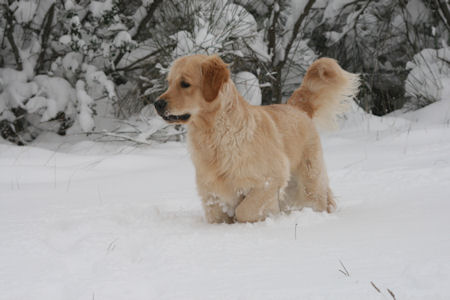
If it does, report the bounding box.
[107,238,118,252]
[370,281,381,293]
[387,288,396,300]
[101,132,153,145]
[338,259,350,277]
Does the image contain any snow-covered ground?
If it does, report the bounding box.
[1,101,450,300]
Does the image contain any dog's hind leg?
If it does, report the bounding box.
[296,144,336,213]
[282,172,306,211]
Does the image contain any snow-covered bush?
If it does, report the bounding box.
[0,0,145,144]
[315,0,448,115]
[405,48,450,109]
[0,0,270,144]
[233,0,324,104]
[170,1,258,58]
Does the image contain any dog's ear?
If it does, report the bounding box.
[201,55,230,102]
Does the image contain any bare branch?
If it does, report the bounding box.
[115,47,169,72]
[3,4,22,70]
[434,0,450,29]
[35,3,55,73]
[271,0,316,103]
[114,0,164,67]
[133,0,164,41]
[279,0,316,71]
[268,0,281,65]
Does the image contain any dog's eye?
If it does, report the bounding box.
[180,81,190,88]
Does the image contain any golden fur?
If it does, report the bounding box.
[156,54,359,223]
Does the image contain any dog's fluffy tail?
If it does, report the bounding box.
[287,57,359,129]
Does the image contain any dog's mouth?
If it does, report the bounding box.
[162,113,191,123]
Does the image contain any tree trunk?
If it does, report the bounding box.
[270,0,316,104]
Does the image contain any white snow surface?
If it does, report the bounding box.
[1,101,450,299]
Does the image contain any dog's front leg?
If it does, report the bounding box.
[202,195,234,224]
[234,185,281,223]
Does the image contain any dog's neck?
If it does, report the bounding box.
[190,81,253,132]
[188,81,256,145]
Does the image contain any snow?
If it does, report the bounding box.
[0,68,34,117]
[322,0,355,20]
[1,81,38,108]
[282,38,316,92]
[89,0,113,18]
[278,0,309,62]
[405,47,450,106]
[83,64,116,100]
[0,68,28,86]
[70,15,81,27]
[59,35,72,45]
[25,96,58,122]
[234,71,262,105]
[11,0,38,24]
[405,0,432,24]
[64,0,75,10]
[62,52,82,73]
[1,100,450,299]
[171,2,257,58]
[116,46,158,68]
[219,3,257,39]
[76,80,95,132]
[113,31,132,48]
[247,30,271,62]
[34,75,75,113]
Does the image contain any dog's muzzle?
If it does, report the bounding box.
[154,99,191,123]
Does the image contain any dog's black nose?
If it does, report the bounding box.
[154,99,167,113]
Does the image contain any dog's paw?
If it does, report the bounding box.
[205,212,234,224]
[234,203,264,223]
[327,197,337,213]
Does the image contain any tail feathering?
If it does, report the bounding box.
[287,58,360,129]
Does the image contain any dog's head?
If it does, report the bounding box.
[154,54,230,124]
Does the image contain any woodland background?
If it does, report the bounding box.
[0,0,449,145]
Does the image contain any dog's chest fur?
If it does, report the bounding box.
[188,109,256,187]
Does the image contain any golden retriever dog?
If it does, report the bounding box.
[155,54,359,223]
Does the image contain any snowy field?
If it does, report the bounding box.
[1,101,450,300]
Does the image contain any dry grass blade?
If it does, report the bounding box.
[370,281,381,293]
[387,288,396,300]
[338,259,350,277]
